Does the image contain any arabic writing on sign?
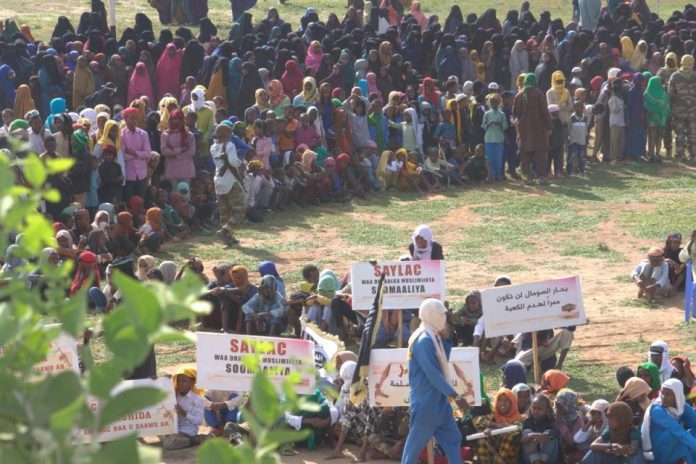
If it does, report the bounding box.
[496,286,569,313]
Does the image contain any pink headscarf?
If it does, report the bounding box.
[410,1,428,31]
[305,41,324,73]
[156,43,183,100]
[281,60,304,96]
[128,62,155,104]
[366,72,382,100]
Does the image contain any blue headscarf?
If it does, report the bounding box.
[65,50,80,71]
[45,97,67,129]
[259,261,283,283]
[501,360,527,389]
[0,65,16,105]
[227,57,243,103]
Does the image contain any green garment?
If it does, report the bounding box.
[183,105,214,156]
[369,112,385,153]
[643,76,670,126]
[637,362,661,390]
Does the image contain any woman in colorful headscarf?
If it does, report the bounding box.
[293,77,319,107]
[642,378,696,463]
[128,62,155,104]
[258,261,285,297]
[546,71,573,133]
[643,75,670,161]
[473,388,523,463]
[281,60,304,97]
[637,361,661,399]
[616,377,651,427]
[540,369,570,400]
[417,77,443,115]
[217,265,259,333]
[582,401,643,464]
[410,1,428,31]
[409,224,444,261]
[0,65,16,111]
[305,41,324,73]
[512,383,532,415]
[671,356,696,390]
[161,109,195,183]
[13,84,35,119]
[267,79,290,117]
[554,389,585,462]
[70,251,101,296]
[156,43,183,101]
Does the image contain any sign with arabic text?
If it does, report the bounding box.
[367,347,480,407]
[350,260,446,310]
[481,276,586,338]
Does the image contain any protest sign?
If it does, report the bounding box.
[481,276,586,338]
[0,329,80,377]
[350,260,446,310]
[76,377,177,443]
[302,322,344,367]
[196,332,315,394]
[367,347,481,407]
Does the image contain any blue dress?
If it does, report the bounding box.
[645,403,696,463]
[401,333,462,464]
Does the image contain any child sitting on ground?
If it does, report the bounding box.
[162,368,205,450]
[463,144,489,184]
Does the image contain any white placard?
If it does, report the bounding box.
[0,329,80,377]
[481,276,586,338]
[367,347,481,407]
[196,332,316,394]
[350,260,446,310]
[76,377,177,443]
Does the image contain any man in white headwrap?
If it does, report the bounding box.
[401,298,467,464]
[641,378,696,462]
[648,340,677,383]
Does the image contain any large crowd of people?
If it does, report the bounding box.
[3,0,696,461]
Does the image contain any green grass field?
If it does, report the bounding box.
[76,159,696,403]
[2,0,690,42]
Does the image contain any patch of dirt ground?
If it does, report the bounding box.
[156,185,693,463]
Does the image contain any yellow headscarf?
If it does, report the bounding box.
[551,70,569,103]
[620,36,635,61]
[13,84,35,118]
[98,120,121,150]
[447,99,463,144]
[664,52,679,74]
[630,40,648,70]
[679,54,694,78]
[300,77,319,104]
[376,150,392,186]
[158,96,179,131]
[255,88,271,111]
[173,367,205,396]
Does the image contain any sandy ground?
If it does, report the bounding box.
[153,180,689,463]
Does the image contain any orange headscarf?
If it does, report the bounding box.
[541,369,570,393]
[145,207,162,232]
[493,388,524,424]
[229,265,249,288]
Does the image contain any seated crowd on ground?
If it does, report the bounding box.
[3,0,696,461]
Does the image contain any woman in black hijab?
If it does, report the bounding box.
[198,18,218,43]
[535,51,558,91]
[180,40,205,84]
[444,5,464,33]
[76,12,92,36]
[236,62,263,116]
[134,13,153,37]
[52,17,75,40]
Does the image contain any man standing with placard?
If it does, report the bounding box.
[401,299,467,464]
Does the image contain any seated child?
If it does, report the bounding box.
[463,144,489,184]
[473,388,524,464]
[162,368,205,450]
[423,148,451,192]
[204,390,243,436]
[242,275,286,336]
[581,401,645,464]
[521,394,561,464]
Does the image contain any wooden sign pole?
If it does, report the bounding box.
[532,331,540,384]
[397,311,404,348]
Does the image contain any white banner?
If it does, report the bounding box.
[367,347,481,407]
[481,276,586,338]
[302,322,344,367]
[76,377,177,443]
[0,330,80,377]
[196,332,315,394]
[350,260,446,310]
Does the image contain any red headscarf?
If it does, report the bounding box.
[128,62,155,104]
[420,77,442,110]
[590,76,604,91]
[156,43,183,100]
[70,251,101,296]
[281,60,304,97]
[168,109,188,144]
[337,152,352,169]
